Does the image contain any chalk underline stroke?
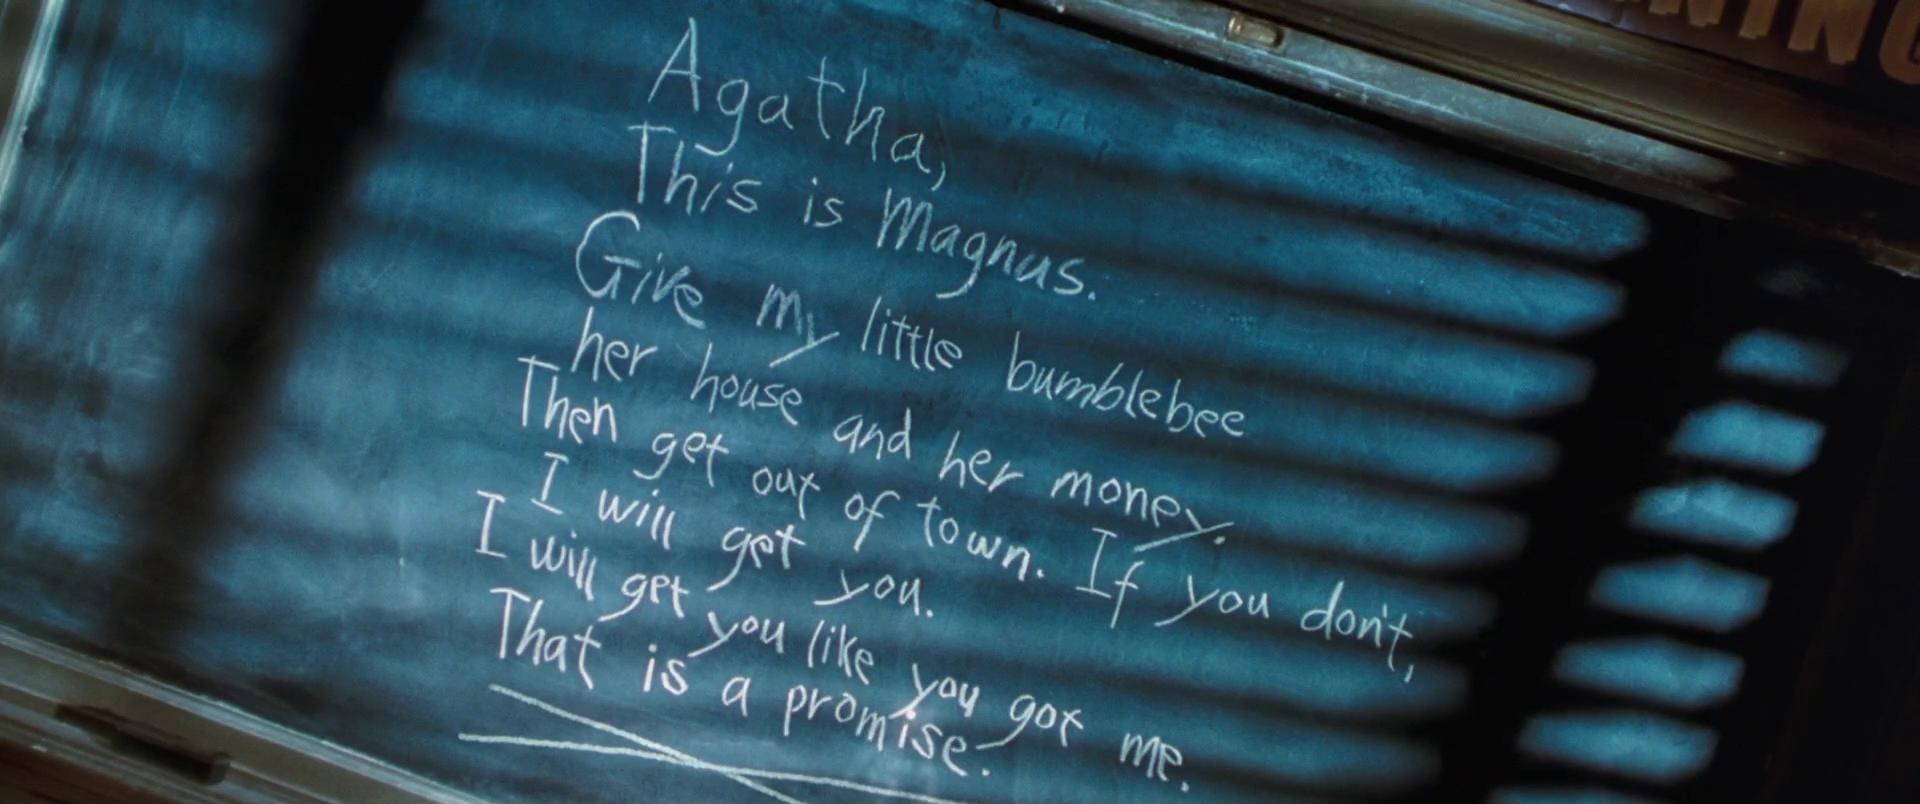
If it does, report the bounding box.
[767,331,839,368]
[463,684,965,804]
[1132,519,1234,553]
[472,684,796,803]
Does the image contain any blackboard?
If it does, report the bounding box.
[4,0,1914,801]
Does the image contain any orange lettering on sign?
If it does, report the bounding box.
[1788,0,1877,64]
[1884,0,1920,82]
[1648,0,1730,27]
[1739,0,1784,39]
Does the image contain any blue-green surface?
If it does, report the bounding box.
[3,1,1867,801]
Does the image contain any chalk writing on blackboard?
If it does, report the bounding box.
[447,15,1419,800]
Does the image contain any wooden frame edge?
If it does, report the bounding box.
[0,626,475,803]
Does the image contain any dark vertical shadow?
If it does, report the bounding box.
[1667,245,1917,803]
[1425,215,1920,803]
[105,0,423,664]
[1764,345,1920,803]
[1734,259,1920,803]
[1415,213,1723,800]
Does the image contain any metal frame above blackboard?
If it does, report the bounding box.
[1014,0,1920,277]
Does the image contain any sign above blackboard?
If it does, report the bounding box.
[1539,0,1920,87]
